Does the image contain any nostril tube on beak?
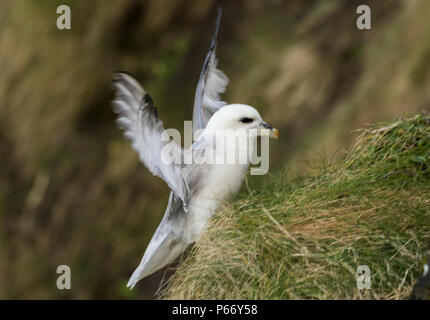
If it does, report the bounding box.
[262,121,273,130]
[260,121,279,139]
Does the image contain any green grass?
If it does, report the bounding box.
[163,114,430,299]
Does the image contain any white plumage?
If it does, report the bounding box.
[111,8,279,289]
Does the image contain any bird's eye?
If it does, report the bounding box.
[240,117,254,124]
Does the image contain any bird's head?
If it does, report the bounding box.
[204,104,279,139]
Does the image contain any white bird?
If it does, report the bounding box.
[111,8,279,289]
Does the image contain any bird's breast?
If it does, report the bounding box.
[185,162,249,242]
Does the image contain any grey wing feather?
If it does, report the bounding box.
[112,72,188,208]
[192,7,229,136]
[127,192,186,288]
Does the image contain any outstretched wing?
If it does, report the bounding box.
[126,191,186,288]
[192,7,229,136]
[112,72,188,208]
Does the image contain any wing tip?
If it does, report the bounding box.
[112,71,141,85]
[216,6,222,24]
[210,7,223,51]
[113,71,134,80]
[127,267,144,290]
[112,71,146,102]
[126,280,136,290]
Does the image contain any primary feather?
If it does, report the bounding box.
[112,72,189,208]
[192,8,229,136]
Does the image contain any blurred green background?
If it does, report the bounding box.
[0,0,429,299]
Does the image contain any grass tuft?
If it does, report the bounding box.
[163,114,430,299]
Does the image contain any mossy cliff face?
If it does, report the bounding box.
[164,115,430,299]
[0,0,430,298]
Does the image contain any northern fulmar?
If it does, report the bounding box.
[111,8,279,289]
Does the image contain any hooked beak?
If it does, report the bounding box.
[260,121,279,139]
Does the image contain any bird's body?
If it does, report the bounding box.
[112,9,278,289]
[127,111,255,288]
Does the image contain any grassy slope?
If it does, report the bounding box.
[164,114,430,299]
